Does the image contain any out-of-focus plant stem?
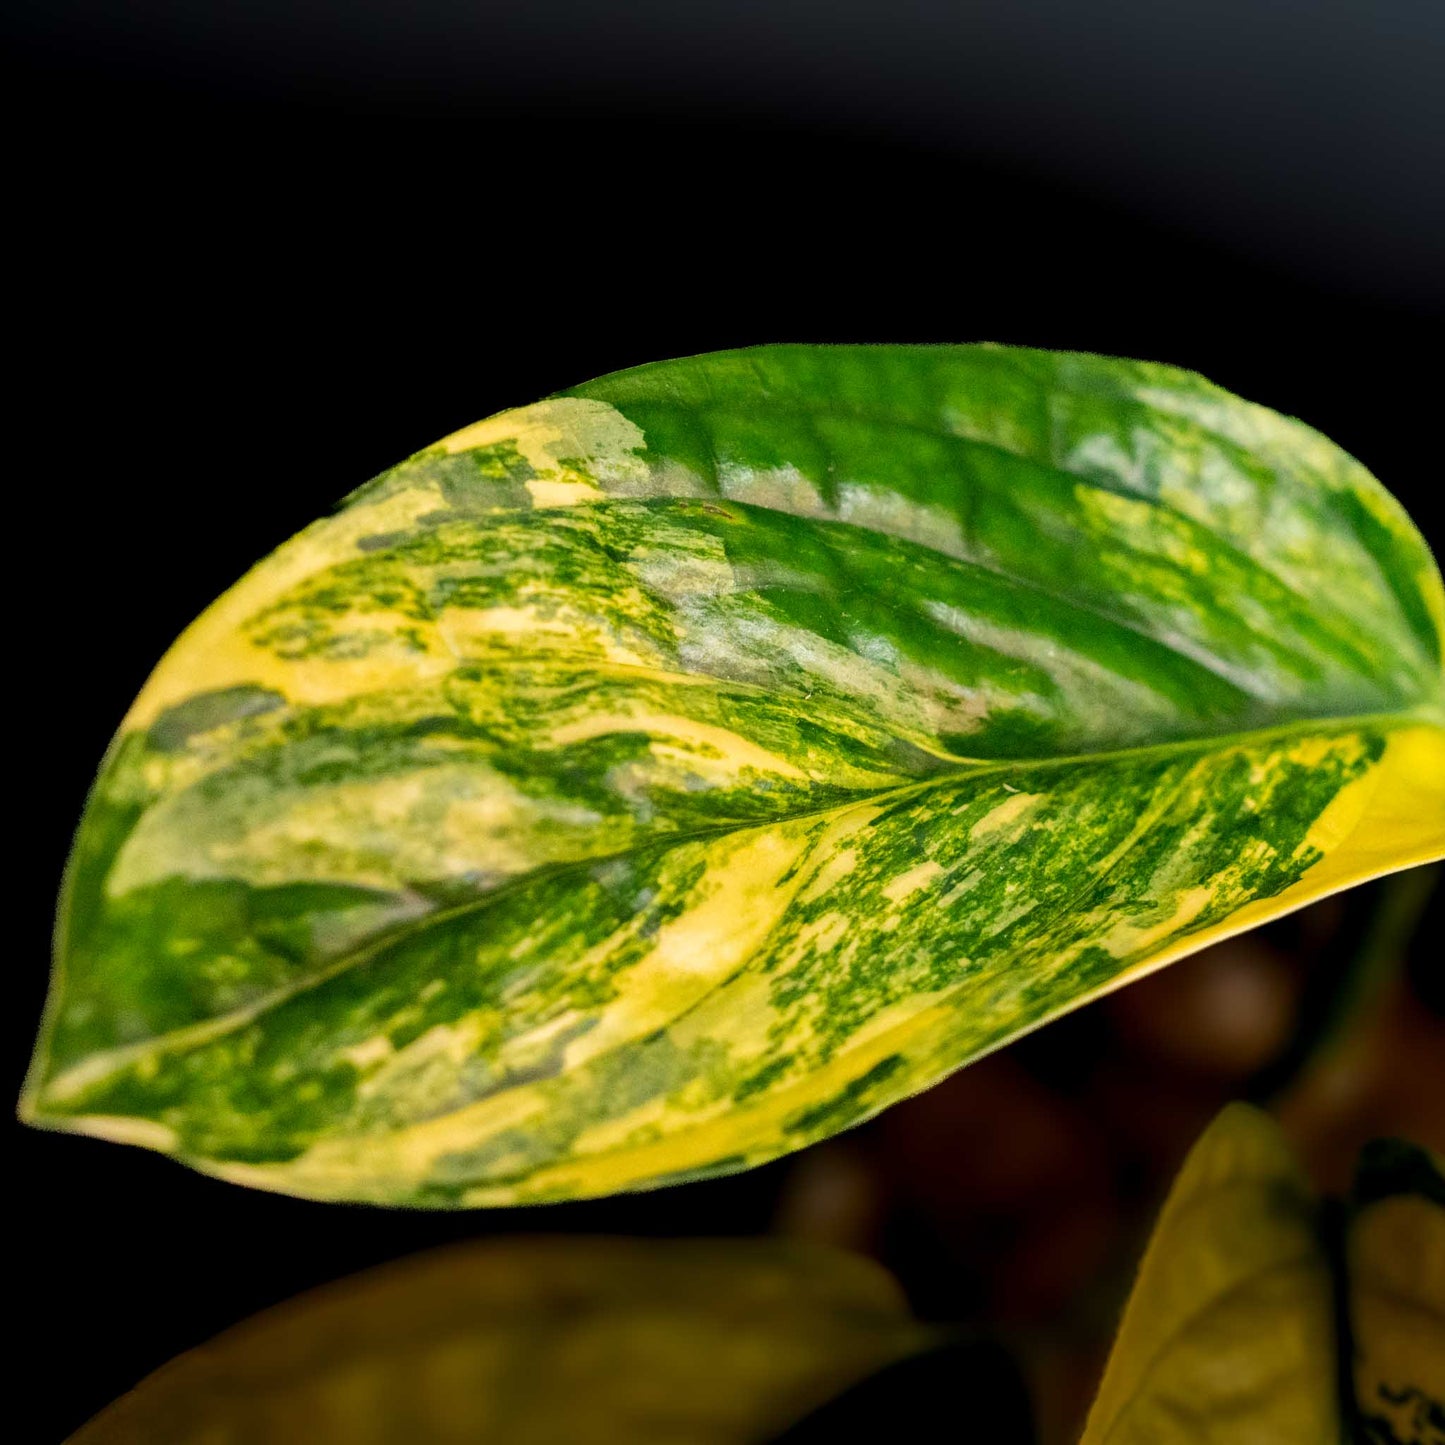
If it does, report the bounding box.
[1249,865,1439,1105]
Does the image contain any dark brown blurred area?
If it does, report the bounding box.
[772,869,1444,1443]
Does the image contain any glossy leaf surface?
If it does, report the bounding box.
[69,1237,931,1444]
[22,345,1445,1204]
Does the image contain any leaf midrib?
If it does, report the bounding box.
[31,704,1442,1111]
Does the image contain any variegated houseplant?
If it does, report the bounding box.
[21,343,1445,1441]
[21,344,1445,1205]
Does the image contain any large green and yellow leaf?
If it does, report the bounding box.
[20,345,1445,1204]
[68,1237,932,1444]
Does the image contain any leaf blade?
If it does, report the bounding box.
[23,345,1445,1204]
[1078,1104,1340,1445]
[68,1237,931,1445]
[1348,1142,1445,1437]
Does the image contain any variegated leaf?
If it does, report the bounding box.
[21,345,1445,1204]
[68,1237,932,1444]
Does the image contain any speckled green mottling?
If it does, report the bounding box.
[22,345,1445,1206]
[784,1057,908,1137]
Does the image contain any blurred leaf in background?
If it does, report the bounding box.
[68,1237,937,1445]
[1349,1141,1445,1442]
[1080,1105,1445,1445]
[67,1107,1443,1444]
[1078,1105,1339,1443]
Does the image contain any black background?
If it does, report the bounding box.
[7,5,1442,1440]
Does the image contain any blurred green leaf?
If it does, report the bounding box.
[68,1237,935,1445]
[1079,1105,1339,1443]
[1349,1141,1445,1442]
[1080,1107,1445,1444]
